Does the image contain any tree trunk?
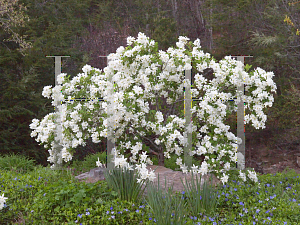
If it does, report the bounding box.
[158,146,165,166]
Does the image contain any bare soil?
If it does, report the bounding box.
[244,126,300,176]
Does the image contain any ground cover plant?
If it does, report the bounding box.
[1,152,300,224]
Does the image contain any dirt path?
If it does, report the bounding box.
[130,165,223,199]
[73,164,224,200]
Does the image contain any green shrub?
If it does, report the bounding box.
[150,152,202,171]
[83,151,106,167]
[0,152,36,174]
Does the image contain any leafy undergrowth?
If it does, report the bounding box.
[1,152,300,224]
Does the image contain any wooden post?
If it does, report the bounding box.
[105,57,115,171]
[184,62,193,171]
[185,55,252,172]
[230,55,253,170]
[46,55,116,172]
[46,56,70,172]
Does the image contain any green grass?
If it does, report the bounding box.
[1,151,300,224]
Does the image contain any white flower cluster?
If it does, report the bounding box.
[29,32,277,186]
[0,193,8,210]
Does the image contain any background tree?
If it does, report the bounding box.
[0,0,299,169]
[0,0,33,56]
[284,1,300,36]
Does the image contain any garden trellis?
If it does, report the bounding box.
[184,55,252,172]
[46,55,116,172]
[46,55,70,172]
[46,54,251,173]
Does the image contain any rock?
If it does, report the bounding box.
[74,171,90,182]
[74,167,107,183]
[89,167,107,180]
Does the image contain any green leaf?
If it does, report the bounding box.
[244,64,252,72]
[111,191,118,197]
[54,206,60,212]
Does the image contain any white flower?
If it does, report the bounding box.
[96,158,105,168]
[176,42,185,49]
[136,32,148,45]
[178,36,190,44]
[224,162,231,171]
[239,170,247,182]
[82,65,92,74]
[220,173,229,185]
[176,157,183,166]
[116,46,125,54]
[127,36,135,45]
[139,151,148,163]
[0,193,8,210]
[42,85,52,98]
[193,39,201,48]
[247,170,258,183]
[57,73,67,85]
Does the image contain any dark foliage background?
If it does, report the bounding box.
[0,0,299,168]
